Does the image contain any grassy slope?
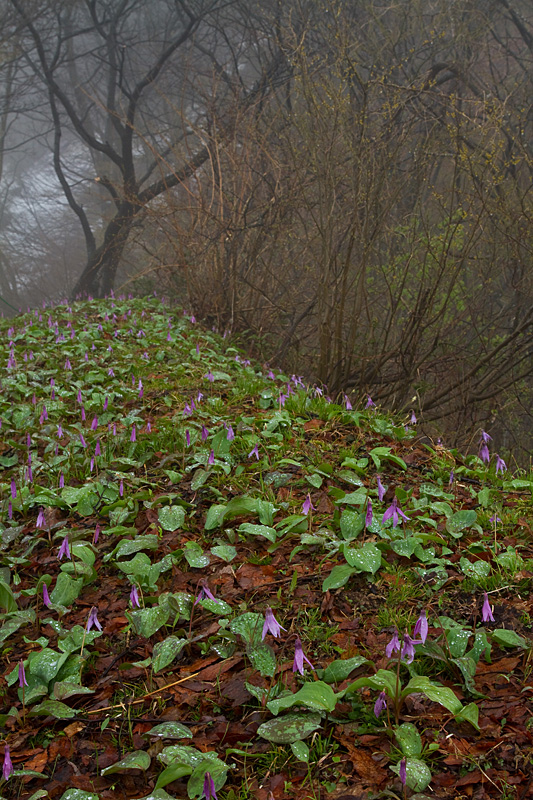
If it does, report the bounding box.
[0,295,532,800]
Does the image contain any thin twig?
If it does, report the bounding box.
[85,671,200,714]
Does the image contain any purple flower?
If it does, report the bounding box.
[366,395,376,409]
[399,757,407,786]
[195,584,217,605]
[103,396,109,411]
[262,607,286,640]
[93,524,100,545]
[208,449,215,466]
[386,630,401,658]
[42,583,51,608]
[18,660,28,688]
[413,610,428,643]
[374,690,387,718]
[479,443,490,464]
[344,394,353,410]
[302,493,315,515]
[226,425,235,441]
[382,497,410,528]
[130,425,136,443]
[79,433,87,448]
[205,370,214,382]
[202,771,217,800]
[292,636,314,675]
[57,424,63,438]
[119,480,124,497]
[449,470,454,486]
[410,411,417,424]
[2,745,13,781]
[87,606,102,632]
[95,439,101,457]
[495,455,506,475]
[480,430,492,443]
[36,508,46,529]
[130,585,140,608]
[91,416,98,430]
[482,591,495,623]
[365,498,373,528]
[58,536,70,560]
[248,444,259,460]
[377,476,385,502]
[489,514,502,524]
[186,429,191,447]
[201,426,209,442]
[401,633,417,664]
[59,472,65,489]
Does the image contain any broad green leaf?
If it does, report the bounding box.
[238,523,277,542]
[267,681,337,715]
[342,669,398,699]
[198,597,232,616]
[230,613,264,645]
[491,629,527,648]
[191,469,209,491]
[152,636,188,673]
[210,544,237,562]
[31,699,77,719]
[183,542,210,568]
[390,757,432,792]
[145,722,193,739]
[257,712,322,743]
[101,750,151,775]
[50,573,84,606]
[404,677,462,714]
[58,791,99,800]
[155,763,193,789]
[158,505,186,531]
[52,682,95,701]
[112,535,159,560]
[455,702,480,730]
[446,510,477,538]
[187,758,229,799]
[204,504,227,530]
[343,542,382,573]
[140,791,177,800]
[247,641,277,677]
[460,557,490,581]
[28,648,69,684]
[337,490,367,506]
[158,746,220,768]
[321,656,369,684]
[291,740,310,762]
[322,564,355,592]
[339,509,364,540]
[446,627,471,658]
[394,723,422,756]
[127,606,170,638]
[0,580,17,612]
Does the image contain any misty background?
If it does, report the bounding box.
[2,0,533,461]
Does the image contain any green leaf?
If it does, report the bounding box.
[28,648,69,684]
[112,535,160,560]
[394,723,422,757]
[238,523,277,542]
[291,740,310,762]
[187,758,229,799]
[446,510,477,538]
[52,681,95,701]
[204,504,227,530]
[247,641,277,677]
[0,580,17,612]
[491,629,527,648]
[267,681,337,715]
[404,676,462,714]
[198,597,232,616]
[339,509,364,540]
[337,490,367,506]
[230,613,264,645]
[155,762,193,789]
[50,573,84,606]
[158,745,220,768]
[446,627,471,658]
[158,505,186,531]
[257,712,322,743]
[342,668,398,699]
[31,699,77,719]
[152,636,188,673]
[321,656,369,684]
[460,557,490,581]
[322,564,355,592]
[191,469,209,491]
[140,791,177,800]
[101,750,151,775]
[183,541,210,568]
[127,606,170,638]
[390,757,432,792]
[455,702,480,730]
[210,545,237,562]
[343,542,382,573]
[58,791,100,800]
[145,722,193,740]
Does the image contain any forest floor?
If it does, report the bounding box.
[0,295,532,800]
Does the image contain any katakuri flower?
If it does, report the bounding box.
[480,430,492,443]
[293,636,314,675]
[42,583,51,608]
[482,591,495,623]
[36,507,46,529]
[195,584,217,605]
[382,497,410,528]
[208,449,215,466]
[479,442,490,464]
[399,757,407,786]
[58,536,70,560]
[202,771,217,800]
[248,444,259,460]
[400,633,417,664]
[386,630,401,658]
[366,395,376,409]
[377,476,385,502]
[2,745,13,781]
[130,585,140,608]
[365,498,373,528]
[302,494,315,515]
[18,661,28,688]
[413,610,428,643]
[130,425,136,443]
[374,691,387,718]
[86,606,102,632]
[262,607,286,640]
[201,425,209,442]
[495,455,507,475]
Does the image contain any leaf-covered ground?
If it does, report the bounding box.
[0,296,532,800]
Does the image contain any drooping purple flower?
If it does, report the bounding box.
[77,389,82,404]
[57,423,63,438]
[36,508,46,529]
[119,479,124,497]
[377,476,385,502]
[195,584,217,605]
[146,421,152,433]
[130,585,140,608]
[399,757,407,786]
[95,439,101,457]
[202,771,217,800]
[86,606,102,632]
[449,470,454,486]
[93,524,100,545]
[401,633,417,664]
[374,690,387,718]
[489,514,502,524]
[479,443,490,464]
[480,430,492,443]
[138,379,143,399]
[495,455,506,475]
[10,480,16,500]
[302,493,315,515]
[91,416,98,431]
[205,370,214,383]
[262,607,286,640]
[80,406,86,422]
[344,394,353,410]
[365,498,373,528]
[366,395,376,409]
[292,636,314,675]
[386,630,401,658]
[248,444,259,460]
[79,433,87,448]
[482,591,495,623]
[18,661,28,688]
[58,536,70,560]
[382,497,410,528]
[130,425,136,443]
[90,458,95,472]
[201,426,209,442]
[2,745,13,781]
[186,429,191,447]
[103,396,109,411]
[59,472,65,489]
[226,425,235,441]
[42,583,51,608]
[413,610,428,644]
[65,358,71,370]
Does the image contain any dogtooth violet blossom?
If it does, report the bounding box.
[262,607,286,640]
[130,585,140,608]
[479,442,490,465]
[293,637,314,675]
[400,633,417,664]
[374,691,387,718]
[248,444,259,460]
[18,661,28,688]
[399,758,407,786]
[366,395,376,408]
[195,584,217,605]
[413,610,428,643]
[302,494,315,515]
[87,606,102,631]
[495,455,507,474]
[202,772,217,800]
[42,583,51,608]
[58,536,70,560]
[365,498,373,528]
[208,450,215,466]
[2,745,13,781]
[386,630,401,658]
[482,591,495,623]
[382,497,410,528]
[377,476,385,502]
